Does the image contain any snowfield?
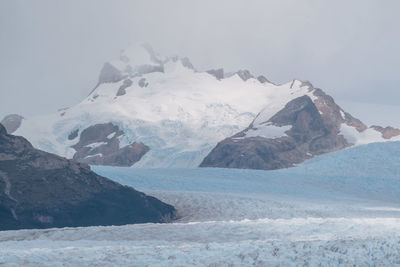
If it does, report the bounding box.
[1,142,400,266]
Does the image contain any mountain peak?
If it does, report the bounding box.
[118,43,164,67]
[14,45,400,169]
[1,114,24,134]
[0,123,6,135]
[91,44,197,95]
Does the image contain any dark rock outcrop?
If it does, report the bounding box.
[72,123,149,167]
[138,78,149,88]
[180,57,195,70]
[1,114,24,134]
[206,69,224,80]
[0,123,175,231]
[200,81,400,171]
[257,75,272,84]
[371,126,400,139]
[98,62,125,84]
[89,62,126,95]
[200,94,350,170]
[116,79,133,96]
[236,70,254,81]
[68,129,79,140]
[311,86,367,132]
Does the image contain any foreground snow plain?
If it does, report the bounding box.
[1,142,400,266]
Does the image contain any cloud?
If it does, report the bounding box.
[0,0,399,125]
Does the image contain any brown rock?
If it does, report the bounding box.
[0,123,175,230]
[72,123,149,167]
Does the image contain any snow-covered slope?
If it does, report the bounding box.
[13,44,400,168]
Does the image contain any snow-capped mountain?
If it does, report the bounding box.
[9,44,400,168]
[200,81,400,169]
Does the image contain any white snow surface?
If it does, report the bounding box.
[340,123,400,145]
[239,123,291,139]
[2,142,400,266]
[85,141,107,149]
[84,153,102,159]
[13,46,378,168]
[106,132,116,139]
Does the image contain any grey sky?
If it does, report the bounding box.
[1,0,399,126]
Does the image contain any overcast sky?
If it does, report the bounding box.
[1,0,399,126]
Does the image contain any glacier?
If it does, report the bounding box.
[1,142,400,265]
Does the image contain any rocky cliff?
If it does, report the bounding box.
[0,123,175,231]
[0,114,23,134]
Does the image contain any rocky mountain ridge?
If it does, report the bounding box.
[0,123,175,230]
[201,80,400,170]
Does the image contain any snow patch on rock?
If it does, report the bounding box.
[239,123,291,139]
[107,132,116,139]
[340,124,400,145]
[85,142,107,149]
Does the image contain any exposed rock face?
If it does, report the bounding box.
[236,70,254,81]
[68,129,79,140]
[99,62,125,84]
[1,114,24,134]
[311,86,367,132]
[0,123,175,231]
[206,68,224,80]
[257,75,271,84]
[180,57,195,70]
[72,123,149,167]
[138,78,149,88]
[90,44,196,97]
[116,79,133,96]
[201,81,400,170]
[88,63,126,95]
[371,126,400,139]
[90,44,165,96]
[200,95,351,170]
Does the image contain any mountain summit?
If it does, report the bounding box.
[7,45,400,169]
